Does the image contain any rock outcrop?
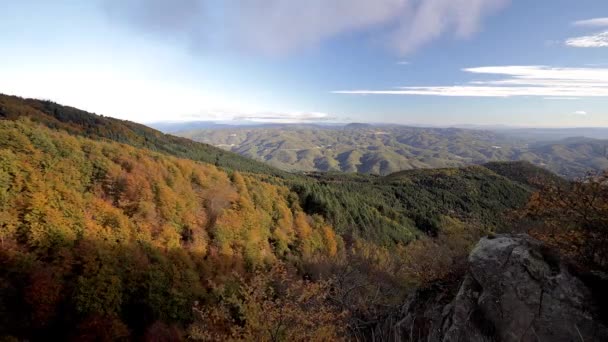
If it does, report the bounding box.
[395,234,608,341]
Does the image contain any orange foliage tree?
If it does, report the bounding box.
[0,119,342,340]
[188,266,347,341]
[518,172,608,270]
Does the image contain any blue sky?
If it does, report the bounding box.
[1,0,608,127]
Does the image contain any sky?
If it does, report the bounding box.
[1,0,608,127]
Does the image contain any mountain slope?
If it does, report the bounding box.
[483,160,568,187]
[0,95,553,247]
[0,118,340,339]
[177,125,608,178]
[0,95,568,340]
[285,165,533,245]
[0,94,287,177]
[521,138,608,178]
[178,125,514,174]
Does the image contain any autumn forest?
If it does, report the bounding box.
[1,94,607,341]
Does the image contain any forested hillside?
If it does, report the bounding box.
[4,0,608,339]
[283,166,531,245]
[483,160,568,187]
[0,94,286,177]
[0,118,342,340]
[0,95,567,340]
[177,125,608,178]
[0,95,540,246]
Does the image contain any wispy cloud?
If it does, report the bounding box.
[333,65,608,97]
[572,110,588,116]
[566,17,608,48]
[103,0,509,56]
[182,110,334,124]
[397,60,410,65]
[572,18,608,27]
[230,0,408,55]
[231,111,333,123]
[388,0,509,55]
[566,31,608,48]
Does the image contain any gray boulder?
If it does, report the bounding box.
[397,234,608,341]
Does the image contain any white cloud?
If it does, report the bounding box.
[464,65,608,82]
[566,31,608,48]
[573,110,588,116]
[572,18,608,27]
[397,60,410,65]
[333,65,608,97]
[388,0,509,55]
[231,111,333,123]
[105,0,509,56]
[231,0,408,55]
[179,110,334,124]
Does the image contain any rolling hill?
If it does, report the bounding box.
[285,164,533,245]
[177,124,608,178]
[0,117,343,340]
[0,94,548,246]
[0,94,287,177]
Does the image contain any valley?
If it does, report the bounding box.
[177,124,608,178]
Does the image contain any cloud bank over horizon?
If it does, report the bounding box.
[176,110,335,124]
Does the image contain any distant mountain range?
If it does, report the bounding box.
[175,124,608,178]
[149,120,348,133]
[152,120,608,140]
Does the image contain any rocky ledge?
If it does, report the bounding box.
[395,234,608,341]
